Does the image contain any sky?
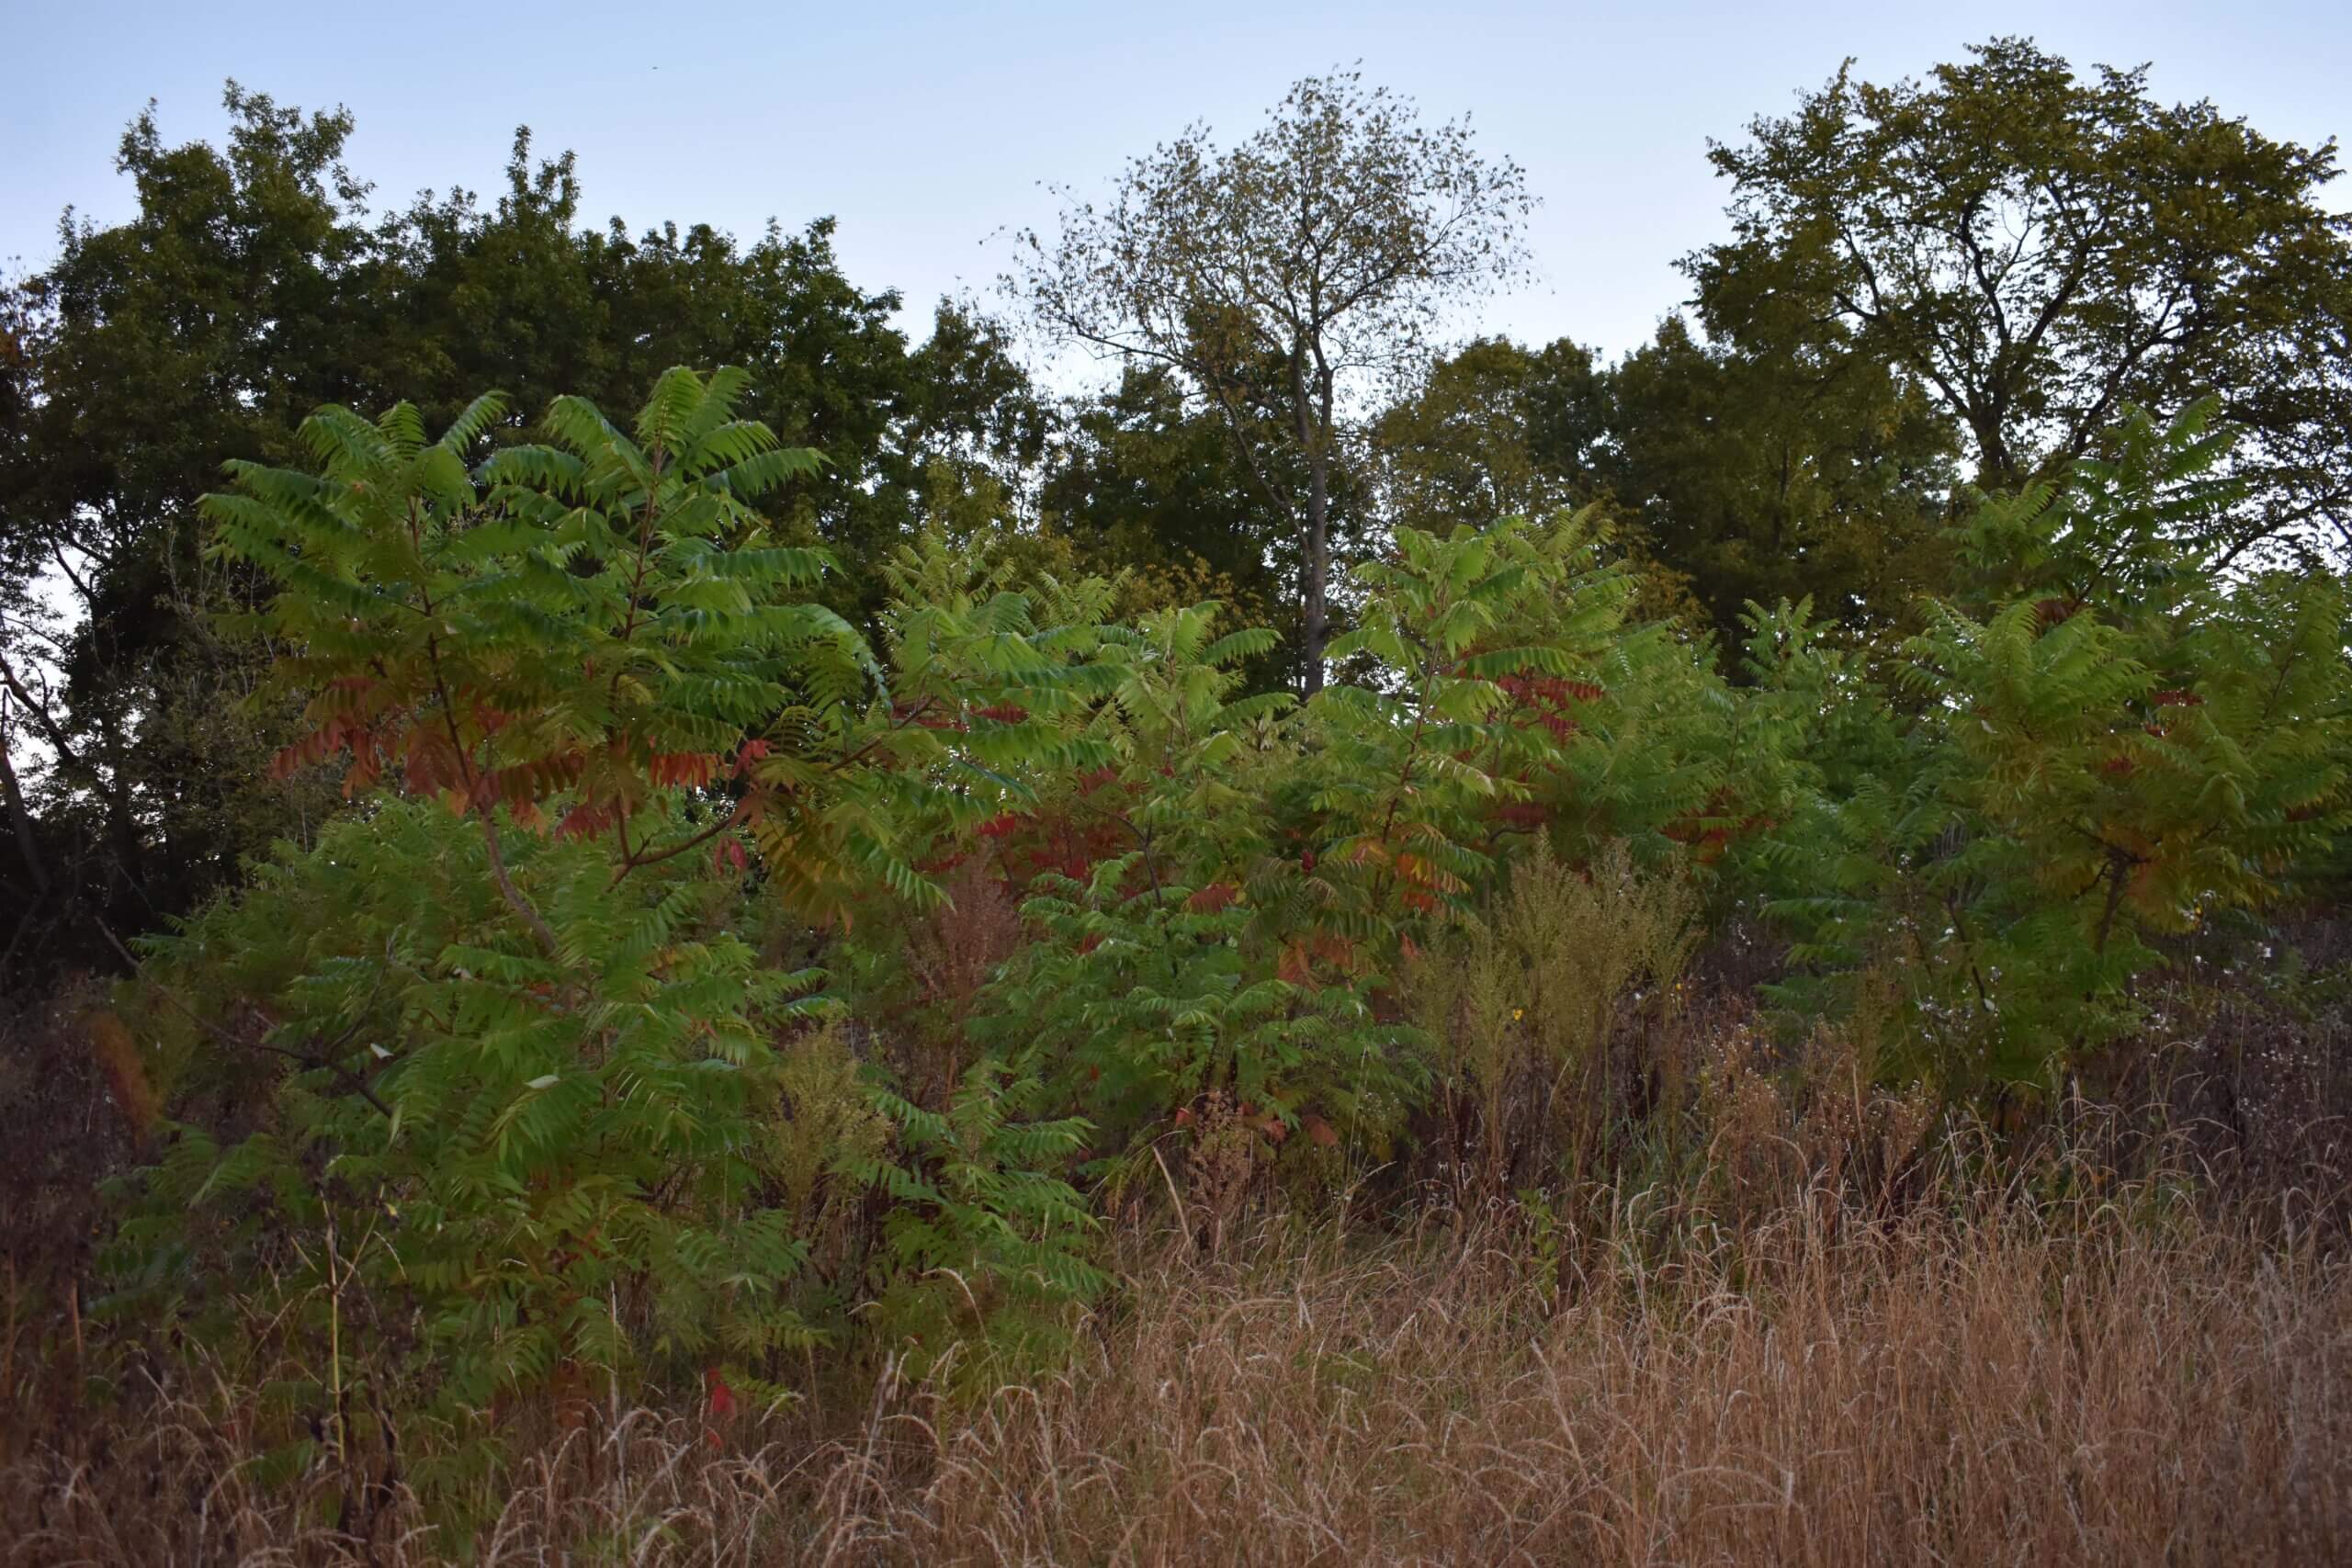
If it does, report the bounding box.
[5,0,2349,368]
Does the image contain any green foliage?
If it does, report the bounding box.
[1370,327,1961,654]
[1310,511,1623,926]
[103,373,1103,1517]
[850,1059,1105,1372]
[105,799,830,1493]
[1038,362,1299,678]
[969,508,1756,1189]
[1604,314,1961,646]
[964,592,1417,1170]
[1693,37,2352,552]
[1754,401,2352,1083]
[206,368,856,836]
[990,857,1419,1175]
[1315,507,1761,901]
[709,522,1176,933]
[1373,336,1612,530]
[0,92,1046,979]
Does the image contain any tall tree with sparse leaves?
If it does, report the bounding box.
[1010,71,1534,693]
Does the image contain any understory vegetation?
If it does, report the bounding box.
[5,35,2351,1567]
[11,1179,2351,1564]
[3,366,2346,1562]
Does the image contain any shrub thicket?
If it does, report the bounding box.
[13,371,2345,1540]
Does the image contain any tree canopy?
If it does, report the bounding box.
[0,90,1044,976]
[1689,37,2352,562]
[1009,71,1534,692]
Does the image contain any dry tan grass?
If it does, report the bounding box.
[8,1188,2347,1566]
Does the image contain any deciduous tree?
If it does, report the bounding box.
[1010,71,1533,692]
[1691,37,2352,560]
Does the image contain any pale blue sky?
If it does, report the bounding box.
[6,1,2348,362]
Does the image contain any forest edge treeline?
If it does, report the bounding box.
[0,34,2348,1551]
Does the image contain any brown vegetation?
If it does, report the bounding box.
[9,931,2352,1563]
[8,1160,2348,1565]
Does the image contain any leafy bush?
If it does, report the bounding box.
[107,801,828,1497]
[1754,401,2351,1084]
[103,372,1105,1511]
[80,369,2346,1534]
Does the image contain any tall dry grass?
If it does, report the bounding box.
[8,1184,2346,1565]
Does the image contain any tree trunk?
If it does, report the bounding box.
[1302,446,1329,696]
[0,718,51,898]
[1970,401,2024,492]
[91,706,149,908]
[0,651,137,901]
[1295,341,1336,699]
